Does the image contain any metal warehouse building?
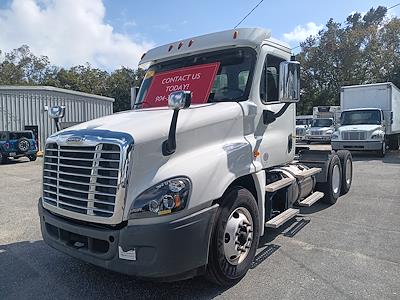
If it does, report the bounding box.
[0,86,114,151]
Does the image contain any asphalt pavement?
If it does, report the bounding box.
[0,148,399,300]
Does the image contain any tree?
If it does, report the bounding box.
[297,6,400,115]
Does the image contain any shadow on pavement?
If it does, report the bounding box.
[351,150,400,164]
[0,240,228,300]
[0,158,30,165]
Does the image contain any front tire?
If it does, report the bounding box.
[378,141,386,157]
[206,187,260,286]
[318,154,342,205]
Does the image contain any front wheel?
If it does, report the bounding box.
[206,187,260,286]
[378,141,386,157]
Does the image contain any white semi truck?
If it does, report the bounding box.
[39,28,353,286]
[305,106,340,144]
[332,83,400,156]
[295,115,312,141]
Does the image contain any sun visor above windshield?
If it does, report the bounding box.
[139,28,271,66]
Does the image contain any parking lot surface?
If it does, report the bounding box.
[1,148,400,300]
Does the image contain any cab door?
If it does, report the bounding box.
[252,46,296,169]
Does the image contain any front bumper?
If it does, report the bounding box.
[6,149,37,157]
[38,199,218,280]
[331,140,383,151]
[305,135,331,142]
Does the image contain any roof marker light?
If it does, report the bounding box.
[178,42,183,49]
[168,45,173,52]
[188,40,194,47]
[233,31,238,39]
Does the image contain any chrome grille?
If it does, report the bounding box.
[296,128,306,136]
[341,131,366,140]
[43,143,121,218]
[311,131,322,135]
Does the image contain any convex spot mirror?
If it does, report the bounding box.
[279,61,300,103]
[48,105,65,119]
[168,91,192,110]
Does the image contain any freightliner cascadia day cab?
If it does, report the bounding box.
[332,83,400,156]
[39,28,353,286]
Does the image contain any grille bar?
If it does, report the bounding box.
[43,142,121,218]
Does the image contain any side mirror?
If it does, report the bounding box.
[279,61,300,103]
[163,91,192,156]
[48,105,65,119]
[48,105,65,131]
[168,91,191,110]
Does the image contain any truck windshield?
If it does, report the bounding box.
[341,110,381,125]
[134,47,256,108]
[311,119,332,127]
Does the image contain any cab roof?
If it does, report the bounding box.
[139,28,290,66]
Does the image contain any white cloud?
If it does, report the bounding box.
[283,22,323,43]
[0,0,154,70]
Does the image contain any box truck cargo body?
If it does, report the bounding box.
[332,82,400,156]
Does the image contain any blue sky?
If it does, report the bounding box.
[0,0,399,70]
[103,0,400,46]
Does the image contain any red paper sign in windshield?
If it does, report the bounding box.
[143,62,220,108]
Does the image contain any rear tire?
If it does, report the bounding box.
[318,154,342,205]
[206,187,260,286]
[17,138,31,153]
[388,135,399,150]
[336,150,352,195]
[0,152,6,164]
[28,154,37,161]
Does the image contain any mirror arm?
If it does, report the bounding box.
[263,103,291,125]
[54,117,60,131]
[162,109,179,156]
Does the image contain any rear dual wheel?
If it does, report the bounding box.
[206,187,260,286]
[318,154,342,205]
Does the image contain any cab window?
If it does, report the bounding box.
[260,55,286,103]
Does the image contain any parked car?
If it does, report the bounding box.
[0,131,38,163]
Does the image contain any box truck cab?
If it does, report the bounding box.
[332,83,400,156]
[295,115,312,141]
[38,28,353,286]
[305,106,340,144]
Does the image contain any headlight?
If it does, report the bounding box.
[128,177,191,218]
[325,130,333,135]
[331,132,339,139]
[371,131,384,139]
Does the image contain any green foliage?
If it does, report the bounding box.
[0,45,145,112]
[297,6,400,115]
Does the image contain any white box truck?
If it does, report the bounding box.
[332,82,400,156]
[38,28,353,286]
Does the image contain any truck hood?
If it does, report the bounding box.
[338,124,382,132]
[59,102,243,144]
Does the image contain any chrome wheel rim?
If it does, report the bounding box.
[345,158,352,185]
[223,207,253,266]
[332,164,341,194]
